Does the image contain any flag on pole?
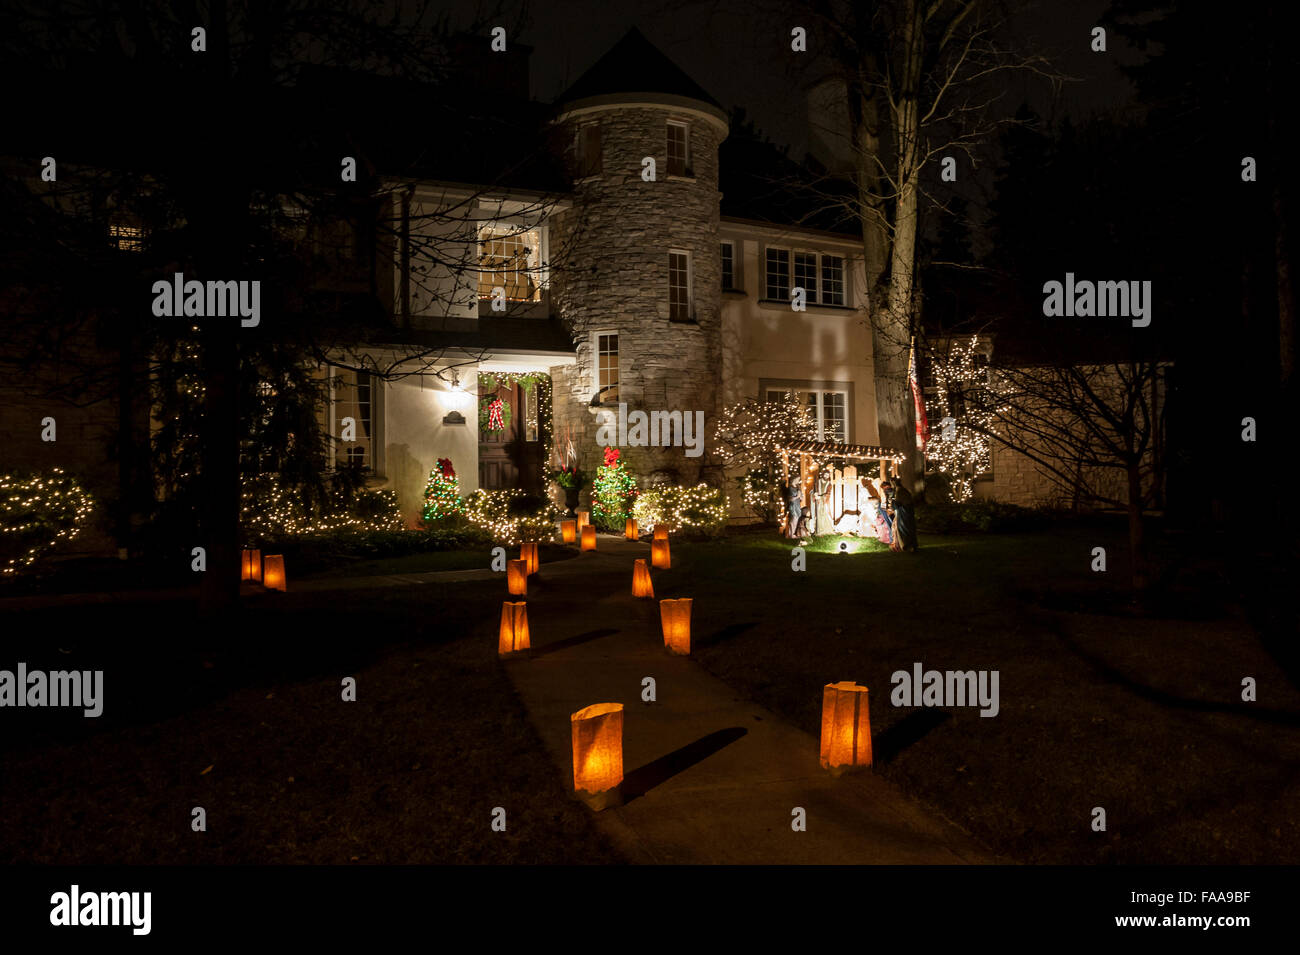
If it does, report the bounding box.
[909,336,929,454]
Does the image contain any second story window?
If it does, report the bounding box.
[478,225,542,304]
[669,250,693,321]
[765,248,790,300]
[576,123,602,178]
[720,241,735,291]
[667,121,692,177]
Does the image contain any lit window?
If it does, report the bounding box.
[667,121,691,177]
[669,250,692,321]
[478,226,542,303]
[720,242,735,291]
[110,224,145,252]
[596,333,619,403]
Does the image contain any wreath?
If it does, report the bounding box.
[479,394,512,431]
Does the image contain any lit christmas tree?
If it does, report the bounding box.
[590,446,638,532]
[422,457,463,522]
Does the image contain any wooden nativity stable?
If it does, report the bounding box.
[774,439,907,538]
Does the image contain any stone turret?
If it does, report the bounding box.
[548,28,728,488]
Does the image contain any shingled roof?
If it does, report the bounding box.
[556,27,725,115]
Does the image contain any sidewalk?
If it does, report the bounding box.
[501,535,998,864]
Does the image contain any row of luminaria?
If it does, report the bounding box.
[507,523,875,810]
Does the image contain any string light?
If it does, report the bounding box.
[461,489,562,545]
[925,335,1009,502]
[631,483,729,536]
[1,469,95,575]
[240,474,403,539]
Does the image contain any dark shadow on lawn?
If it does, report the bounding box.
[702,621,759,646]
[531,628,619,657]
[622,727,748,801]
[1056,630,1300,728]
[873,709,952,766]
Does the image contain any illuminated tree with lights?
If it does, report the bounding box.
[422,458,463,523]
[590,447,638,532]
[713,395,817,521]
[924,336,1005,502]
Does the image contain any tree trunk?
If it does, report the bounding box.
[870,0,925,489]
[1126,460,1147,594]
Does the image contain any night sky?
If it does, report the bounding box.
[499,0,1141,151]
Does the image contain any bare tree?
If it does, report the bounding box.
[981,356,1168,592]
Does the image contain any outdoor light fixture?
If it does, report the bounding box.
[241,549,261,582]
[632,559,654,598]
[520,542,540,575]
[660,598,692,655]
[820,682,872,774]
[625,518,638,540]
[571,702,624,810]
[262,555,286,592]
[653,525,668,542]
[651,538,671,569]
[581,525,597,551]
[837,540,851,554]
[498,601,530,655]
[508,559,528,595]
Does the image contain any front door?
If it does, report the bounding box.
[478,381,544,494]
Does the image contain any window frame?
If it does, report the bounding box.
[763,246,848,306]
[593,330,620,405]
[720,240,736,292]
[668,248,694,322]
[575,122,602,179]
[761,382,852,444]
[666,120,692,178]
[477,222,544,305]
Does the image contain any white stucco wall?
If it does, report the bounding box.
[381,375,479,525]
[719,224,879,446]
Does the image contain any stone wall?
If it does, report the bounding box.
[548,105,725,494]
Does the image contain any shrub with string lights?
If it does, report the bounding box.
[240,472,402,539]
[590,446,638,532]
[631,483,729,537]
[461,489,561,544]
[1,469,95,575]
[713,395,817,521]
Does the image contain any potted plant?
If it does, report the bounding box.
[550,464,587,516]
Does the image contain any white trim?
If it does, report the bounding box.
[668,247,693,321]
[591,328,620,404]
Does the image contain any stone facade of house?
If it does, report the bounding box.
[547,103,726,490]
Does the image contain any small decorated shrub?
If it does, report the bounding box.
[591,447,639,532]
[631,483,728,538]
[463,489,562,544]
[422,457,464,524]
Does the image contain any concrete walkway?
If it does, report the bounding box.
[502,534,997,864]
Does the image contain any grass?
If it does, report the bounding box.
[652,523,1300,865]
[0,581,622,864]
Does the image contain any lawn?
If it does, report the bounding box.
[651,523,1300,865]
[0,580,622,864]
